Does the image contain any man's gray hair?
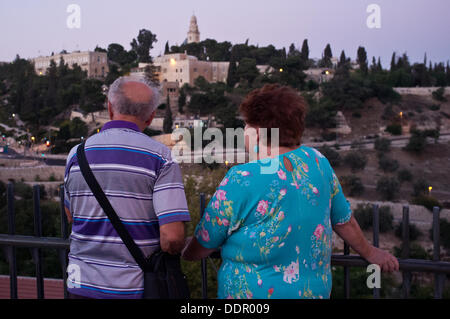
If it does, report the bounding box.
[107,76,160,120]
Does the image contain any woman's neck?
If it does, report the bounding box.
[256,144,300,161]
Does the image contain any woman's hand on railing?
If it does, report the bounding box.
[365,246,399,272]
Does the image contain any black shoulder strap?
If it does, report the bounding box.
[76,142,149,271]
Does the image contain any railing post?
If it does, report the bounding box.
[199,193,208,299]
[433,206,444,299]
[401,206,411,299]
[7,182,18,299]
[32,185,44,299]
[343,242,350,299]
[59,184,69,299]
[372,204,380,299]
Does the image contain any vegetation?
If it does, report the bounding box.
[412,194,442,212]
[344,151,367,172]
[376,176,400,200]
[429,219,450,250]
[340,175,365,197]
[394,222,423,241]
[353,204,394,233]
[374,137,391,154]
[378,155,399,173]
[397,168,413,183]
[319,145,341,167]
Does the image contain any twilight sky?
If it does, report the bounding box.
[0,0,449,67]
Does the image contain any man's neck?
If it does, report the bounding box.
[111,115,146,132]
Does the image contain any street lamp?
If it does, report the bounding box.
[428,186,432,195]
[279,68,284,73]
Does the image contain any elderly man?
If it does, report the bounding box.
[63,76,190,299]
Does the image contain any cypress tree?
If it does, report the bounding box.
[163,95,173,133]
[300,39,309,62]
[164,41,170,55]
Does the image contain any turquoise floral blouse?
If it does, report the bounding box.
[194,146,352,299]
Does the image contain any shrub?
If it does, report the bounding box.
[340,175,365,197]
[404,130,427,154]
[413,178,429,197]
[429,104,441,111]
[319,145,341,167]
[429,219,450,250]
[432,87,447,102]
[397,169,413,183]
[321,131,337,141]
[344,151,367,172]
[394,222,422,241]
[376,176,400,200]
[353,204,394,233]
[385,123,402,136]
[393,243,431,260]
[374,137,391,154]
[412,194,442,212]
[378,155,399,172]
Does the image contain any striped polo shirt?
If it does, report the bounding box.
[64,120,190,299]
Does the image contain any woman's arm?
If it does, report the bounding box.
[182,236,218,261]
[333,216,399,272]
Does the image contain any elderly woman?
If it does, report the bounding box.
[182,84,398,299]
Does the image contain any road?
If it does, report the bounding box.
[2,132,449,166]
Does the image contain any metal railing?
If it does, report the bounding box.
[1,183,70,299]
[198,193,450,299]
[0,183,449,299]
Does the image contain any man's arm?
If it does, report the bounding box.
[160,222,186,255]
[64,207,73,224]
[333,216,399,272]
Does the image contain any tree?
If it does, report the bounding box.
[404,130,427,154]
[80,79,106,116]
[357,46,368,75]
[376,176,400,200]
[144,64,159,85]
[178,89,186,114]
[340,175,365,196]
[163,95,173,134]
[344,151,367,172]
[226,59,238,88]
[288,43,299,57]
[164,41,170,55]
[319,44,333,68]
[130,29,157,63]
[236,58,259,86]
[336,50,350,78]
[390,52,397,71]
[107,43,136,66]
[378,155,399,172]
[374,137,391,153]
[300,39,309,63]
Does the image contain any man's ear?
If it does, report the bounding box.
[107,101,114,120]
[145,111,156,126]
